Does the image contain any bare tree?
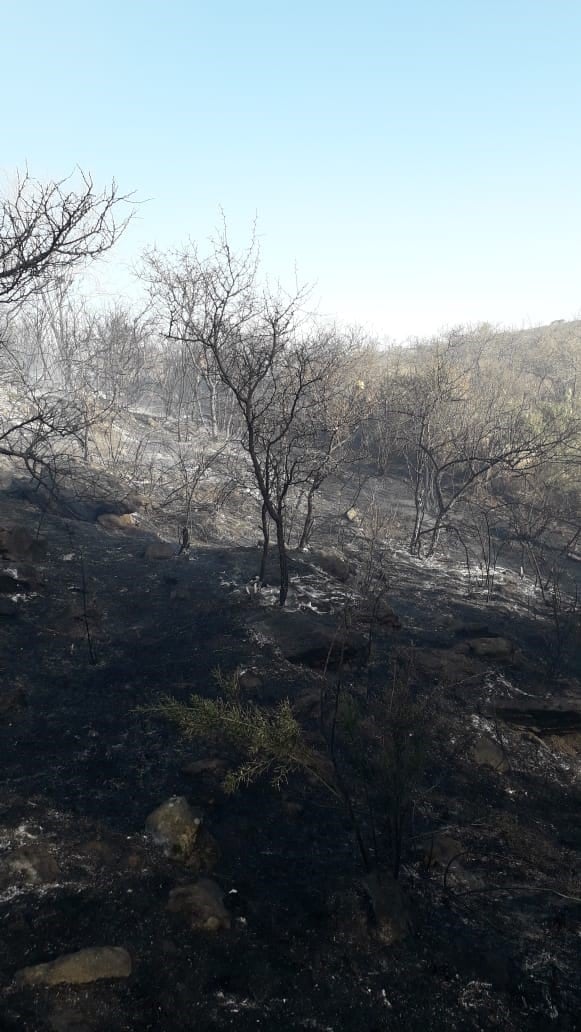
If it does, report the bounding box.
[141,242,241,438]
[150,225,360,604]
[381,331,581,558]
[0,169,132,308]
[0,169,132,479]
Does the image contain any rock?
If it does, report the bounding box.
[8,473,146,522]
[92,496,145,518]
[471,735,509,773]
[363,872,410,945]
[415,647,484,682]
[238,669,263,691]
[145,796,203,860]
[119,492,148,513]
[311,548,352,583]
[15,946,132,986]
[97,513,136,530]
[357,596,402,631]
[490,696,581,735]
[465,637,515,659]
[3,843,60,885]
[0,526,47,563]
[249,609,367,671]
[167,878,231,931]
[345,508,359,523]
[144,541,176,560]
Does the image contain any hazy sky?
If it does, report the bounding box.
[3,1,581,340]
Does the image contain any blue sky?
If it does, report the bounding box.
[3,1,581,339]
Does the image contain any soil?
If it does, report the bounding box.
[0,467,580,1031]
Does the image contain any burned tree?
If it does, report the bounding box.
[0,169,131,307]
[0,168,132,481]
[151,227,356,605]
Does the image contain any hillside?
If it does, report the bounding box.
[0,450,580,1031]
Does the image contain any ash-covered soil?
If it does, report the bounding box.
[0,470,580,1032]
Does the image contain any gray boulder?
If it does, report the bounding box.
[15,946,132,986]
[145,796,203,860]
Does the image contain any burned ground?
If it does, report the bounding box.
[0,472,580,1032]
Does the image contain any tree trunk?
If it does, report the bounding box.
[409,491,425,557]
[425,516,443,558]
[259,502,270,583]
[209,381,219,439]
[276,517,289,606]
[298,487,315,550]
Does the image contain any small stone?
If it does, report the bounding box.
[168,878,231,931]
[15,946,132,986]
[145,796,203,860]
[345,508,359,523]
